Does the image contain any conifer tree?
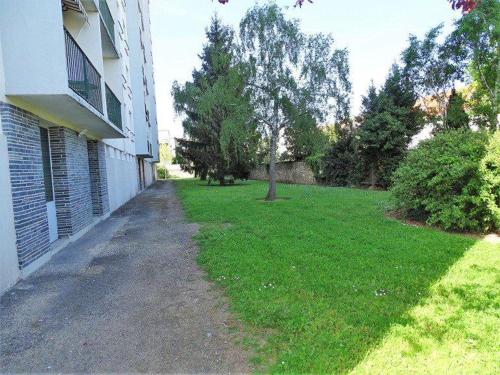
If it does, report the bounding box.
[172,17,258,184]
[357,65,424,187]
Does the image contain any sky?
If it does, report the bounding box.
[149,0,460,143]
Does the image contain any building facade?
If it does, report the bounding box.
[0,0,159,294]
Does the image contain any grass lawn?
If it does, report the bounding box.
[174,179,500,374]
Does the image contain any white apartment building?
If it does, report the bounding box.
[0,0,159,294]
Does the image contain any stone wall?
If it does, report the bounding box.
[0,102,51,268]
[250,161,317,185]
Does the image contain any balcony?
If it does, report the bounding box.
[105,85,122,130]
[81,0,98,12]
[98,0,118,58]
[65,30,103,113]
[62,0,88,17]
[99,0,114,43]
[0,1,124,140]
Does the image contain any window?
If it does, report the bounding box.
[39,128,54,202]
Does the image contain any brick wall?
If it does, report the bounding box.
[0,102,50,268]
[87,140,110,216]
[250,161,317,185]
[49,127,93,236]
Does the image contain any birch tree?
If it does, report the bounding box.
[239,3,351,200]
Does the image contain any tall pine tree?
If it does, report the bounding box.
[357,65,424,187]
[444,88,470,131]
[172,17,258,184]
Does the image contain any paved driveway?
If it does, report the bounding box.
[0,181,249,373]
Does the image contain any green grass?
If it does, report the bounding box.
[174,179,500,374]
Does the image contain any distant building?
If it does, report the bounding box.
[0,0,159,293]
[159,129,176,152]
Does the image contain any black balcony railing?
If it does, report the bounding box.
[99,0,115,44]
[64,29,103,113]
[105,85,122,130]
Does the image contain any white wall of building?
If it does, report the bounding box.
[126,2,148,156]
[106,145,139,212]
[0,0,123,141]
[142,0,159,162]
[0,35,4,102]
[126,0,159,160]
[103,0,136,158]
[0,37,20,292]
[0,0,159,294]
[0,132,19,294]
[144,160,155,187]
[100,0,143,212]
[0,0,68,96]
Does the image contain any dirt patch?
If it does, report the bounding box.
[256,197,292,202]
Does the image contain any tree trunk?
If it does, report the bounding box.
[369,163,377,188]
[266,129,278,201]
[200,170,207,181]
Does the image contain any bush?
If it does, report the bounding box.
[480,131,500,227]
[391,130,500,232]
[305,153,325,181]
[157,167,169,180]
[377,154,406,188]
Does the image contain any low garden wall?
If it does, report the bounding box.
[250,161,317,185]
